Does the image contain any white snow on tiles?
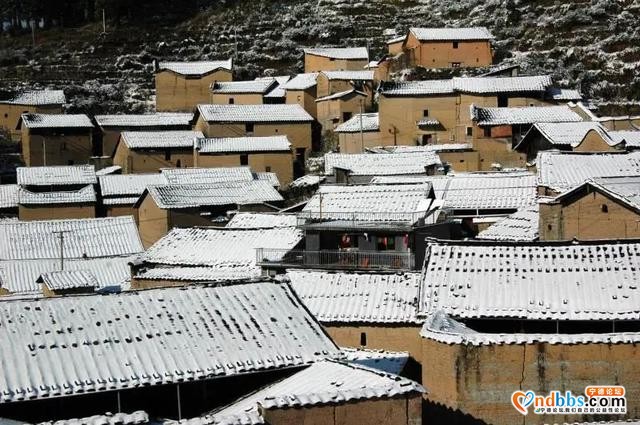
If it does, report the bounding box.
[17,165,97,186]
[410,27,494,41]
[94,113,193,128]
[157,59,232,76]
[324,152,441,176]
[160,167,254,185]
[226,212,298,228]
[121,130,203,149]
[1,90,66,106]
[476,204,539,241]
[197,104,313,123]
[303,47,368,59]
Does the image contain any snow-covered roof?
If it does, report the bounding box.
[386,35,406,44]
[95,165,122,176]
[195,136,291,153]
[320,70,374,81]
[39,411,149,425]
[517,121,618,148]
[545,87,583,101]
[227,212,298,228]
[156,59,232,75]
[476,204,539,241]
[471,105,583,126]
[120,130,203,149]
[410,27,494,41]
[0,184,19,209]
[380,76,554,97]
[253,171,280,188]
[380,144,472,153]
[610,130,640,148]
[420,240,640,321]
[145,181,283,209]
[94,113,193,128]
[19,113,93,129]
[0,216,143,260]
[1,90,66,106]
[552,176,640,212]
[340,348,409,375]
[18,185,96,205]
[324,152,441,176]
[160,167,254,184]
[288,270,421,324]
[99,173,168,197]
[258,76,290,98]
[335,112,379,133]
[37,269,98,291]
[289,174,325,189]
[281,73,318,90]
[315,89,366,102]
[303,47,368,60]
[17,164,97,186]
[379,80,455,96]
[536,151,640,193]
[0,282,338,404]
[0,256,133,294]
[208,360,423,425]
[197,104,313,123]
[211,79,277,94]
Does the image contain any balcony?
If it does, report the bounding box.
[256,248,415,271]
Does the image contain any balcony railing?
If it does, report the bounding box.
[256,248,415,270]
[295,210,432,227]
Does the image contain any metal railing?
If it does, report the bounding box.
[256,248,415,270]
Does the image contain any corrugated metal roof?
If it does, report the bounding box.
[99,173,167,197]
[195,136,291,153]
[536,151,640,192]
[303,47,368,59]
[37,269,98,290]
[315,89,366,102]
[476,204,539,241]
[335,113,379,133]
[288,270,421,324]
[121,131,203,149]
[211,79,276,94]
[146,181,283,209]
[471,105,583,125]
[94,113,193,128]
[160,167,254,184]
[410,27,494,41]
[281,73,318,90]
[0,282,338,403]
[0,185,19,209]
[0,216,143,260]
[20,113,93,129]
[18,185,96,205]
[610,130,640,148]
[325,152,441,176]
[340,348,409,375]
[227,213,298,228]
[209,360,423,425]
[157,59,232,75]
[0,256,133,294]
[197,104,313,123]
[321,70,374,81]
[17,165,97,186]
[420,240,640,321]
[1,90,66,106]
[39,410,149,425]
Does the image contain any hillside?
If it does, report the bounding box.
[1,0,639,115]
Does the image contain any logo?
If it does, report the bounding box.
[511,386,626,416]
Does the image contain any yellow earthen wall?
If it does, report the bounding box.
[136,194,169,248]
[112,144,193,173]
[0,104,62,141]
[22,129,93,166]
[18,204,96,221]
[325,324,423,361]
[404,33,492,69]
[210,93,264,105]
[155,70,232,112]
[196,151,294,185]
[304,55,369,73]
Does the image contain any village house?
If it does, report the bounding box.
[419,239,640,425]
[132,225,302,288]
[0,215,142,295]
[315,89,368,133]
[539,176,640,241]
[256,75,291,104]
[193,136,294,185]
[316,70,374,102]
[470,104,584,169]
[514,121,623,162]
[400,27,494,69]
[282,73,319,118]
[335,112,382,153]
[303,47,369,73]
[111,130,203,172]
[154,59,233,112]
[194,104,313,176]
[569,102,640,131]
[16,164,98,221]
[98,172,167,216]
[0,89,66,141]
[94,112,194,158]
[17,113,94,166]
[376,144,480,172]
[0,282,339,422]
[0,183,19,217]
[210,78,277,104]
[610,129,640,149]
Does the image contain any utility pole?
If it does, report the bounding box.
[234,28,238,60]
[53,231,67,270]
[31,20,36,46]
[102,9,106,34]
[359,99,364,152]
[42,136,46,166]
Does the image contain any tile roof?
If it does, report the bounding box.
[121,130,203,149]
[0,184,19,209]
[208,360,423,425]
[195,136,291,153]
[380,144,472,153]
[0,282,338,403]
[476,204,539,241]
[258,76,291,98]
[18,185,96,205]
[1,90,66,106]
[420,240,640,321]
[410,27,494,41]
[20,113,93,129]
[536,151,640,192]
[0,216,143,260]
[546,87,583,101]
[471,105,583,126]
[99,173,168,197]
[160,167,254,184]
[379,80,455,96]
[226,212,298,228]
[146,181,283,209]
[197,104,313,123]
[320,70,374,81]
[334,112,379,133]
[288,270,421,324]
[609,130,640,148]
[94,113,193,128]
[211,79,277,94]
[17,164,97,186]
[0,257,133,294]
[453,75,552,93]
[340,348,409,375]
[553,176,640,212]
[281,73,318,90]
[39,411,149,425]
[95,165,122,176]
[253,172,280,188]
[386,35,406,44]
[133,265,259,283]
[518,121,617,148]
[324,152,441,176]
[303,47,369,60]
[315,89,366,102]
[37,269,98,291]
[156,59,232,75]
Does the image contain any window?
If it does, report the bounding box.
[360,332,367,346]
[265,166,271,172]
[483,127,492,138]
[67,160,74,165]
[423,109,429,117]
[3,113,7,118]
[342,112,352,122]
[245,123,254,133]
[421,134,433,145]
[176,159,182,168]
[229,98,234,104]
[240,154,249,165]
[377,236,395,251]
[547,224,553,231]
[601,204,608,213]
[164,150,171,161]
[453,41,459,49]
[451,62,461,68]
[466,126,473,137]
[498,95,509,107]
